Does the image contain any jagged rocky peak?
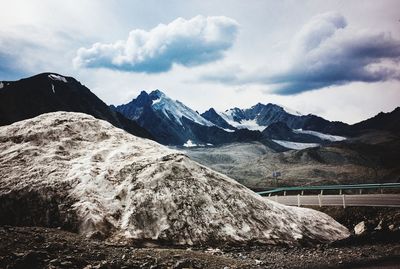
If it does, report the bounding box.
[0,111,350,246]
[133,90,152,103]
[202,108,221,119]
[204,107,218,114]
[149,89,165,100]
[225,107,247,121]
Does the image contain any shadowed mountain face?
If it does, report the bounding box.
[262,122,324,143]
[352,107,400,134]
[0,73,152,139]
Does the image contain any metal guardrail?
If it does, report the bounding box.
[256,183,400,196]
[264,194,400,208]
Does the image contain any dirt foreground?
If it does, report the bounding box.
[1,225,399,269]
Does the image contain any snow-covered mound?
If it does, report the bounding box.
[0,112,349,245]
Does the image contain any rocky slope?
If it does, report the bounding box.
[185,131,400,189]
[0,112,349,246]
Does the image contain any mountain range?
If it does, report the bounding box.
[1,73,399,151]
[111,89,264,146]
[1,73,399,188]
[112,88,398,150]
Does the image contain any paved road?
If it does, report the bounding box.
[264,194,400,207]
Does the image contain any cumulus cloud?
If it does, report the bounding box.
[73,15,239,73]
[203,12,400,94]
[270,12,400,94]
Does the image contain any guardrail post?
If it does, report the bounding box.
[301,190,304,196]
[359,189,362,195]
[339,189,342,195]
[297,194,301,207]
[342,194,346,208]
[320,190,324,195]
[268,193,271,197]
[318,194,322,207]
[284,191,287,196]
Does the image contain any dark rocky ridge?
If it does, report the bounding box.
[0,73,152,139]
[352,107,400,134]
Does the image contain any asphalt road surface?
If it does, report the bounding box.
[265,194,400,207]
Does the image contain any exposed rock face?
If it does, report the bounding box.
[0,112,349,245]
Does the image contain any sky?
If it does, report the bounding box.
[1,0,399,124]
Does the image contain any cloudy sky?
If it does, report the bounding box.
[1,0,400,123]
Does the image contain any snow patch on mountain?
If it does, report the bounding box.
[219,110,266,131]
[48,74,67,83]
[183,140,214,147]
[294,129,346,142]
[0,82,3,89]
[221,128,235,132]
[150,91,214,127]
[272,140,320,150]
[235,119,266,131]
[183,139,197,147]
[51,84,55,93]
[281,106,302,116]
[0,112,349,246]
[152,97,162,105]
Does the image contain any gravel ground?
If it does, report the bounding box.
[1,226,399,269]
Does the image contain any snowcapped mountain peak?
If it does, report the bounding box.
[225,107,241,113]
[250,103,265,110]
[224,107,246,122]
[137,90,214,127]
[149,89,165,99]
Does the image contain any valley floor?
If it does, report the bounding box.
[0,225,399,269]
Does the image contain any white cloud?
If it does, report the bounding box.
[270,12,400,94]
[202,12,400,94]
[73,15,239,73]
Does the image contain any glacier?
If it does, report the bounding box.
[272,139,320,150]
[294,129,347,142]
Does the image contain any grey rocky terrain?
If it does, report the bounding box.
[184,130,400,189]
